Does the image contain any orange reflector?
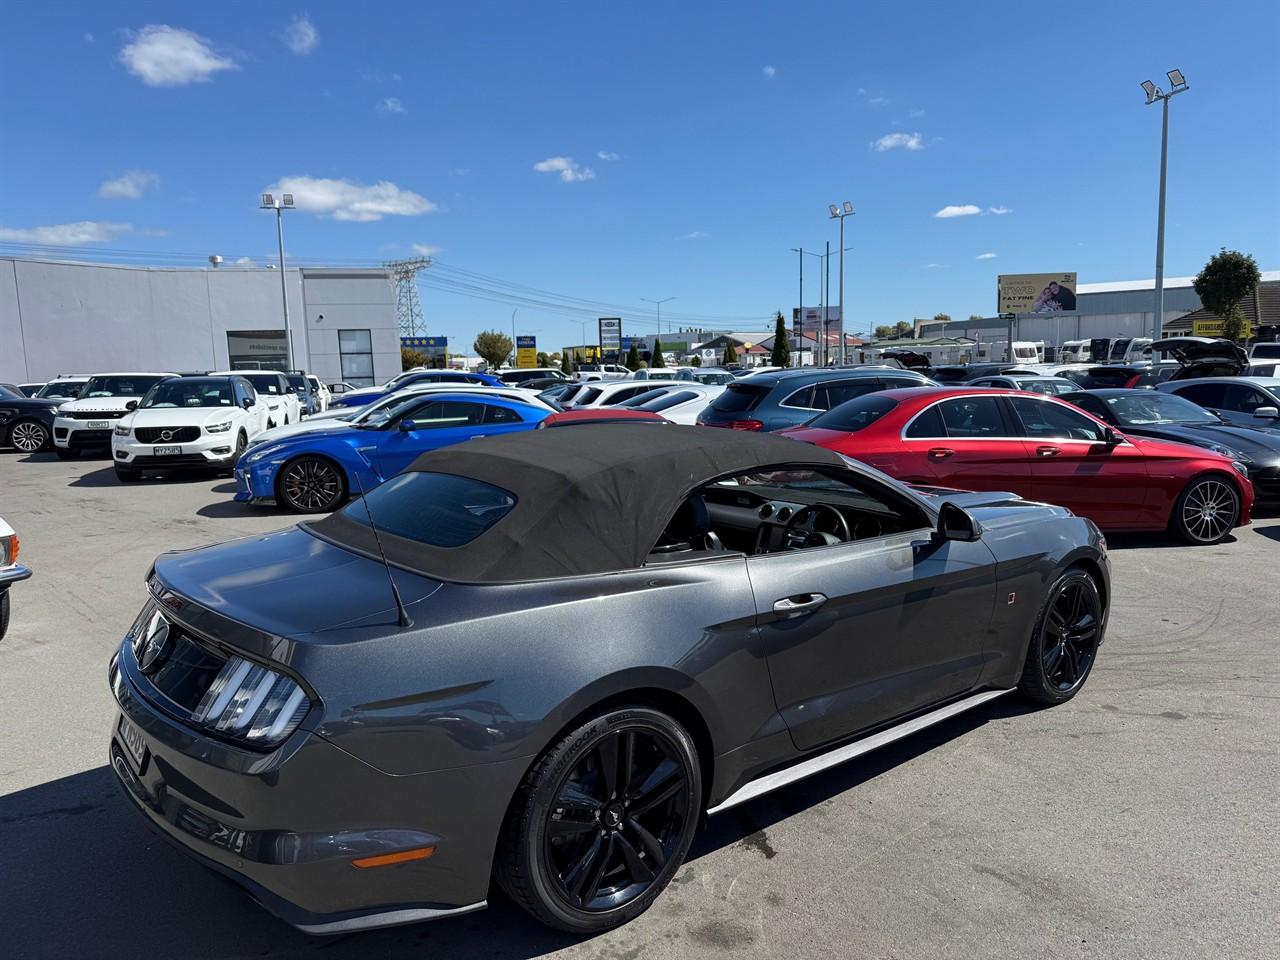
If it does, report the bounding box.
[351,846,436,869]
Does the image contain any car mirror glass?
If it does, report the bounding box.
[1103,426,1122,445]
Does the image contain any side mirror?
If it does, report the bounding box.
[242,397,253,410]
[935,502,982,543]
[1253,406,1278,419]
[399,419,418,432]
[1103,426,1123,446]
[125,399,138,411]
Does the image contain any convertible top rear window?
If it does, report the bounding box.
[341,472,516,548]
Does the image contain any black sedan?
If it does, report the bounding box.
[0,383,60,453]
[108,424,1109,935]
[1065,389,1280,506]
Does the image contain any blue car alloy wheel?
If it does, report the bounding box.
[278,456,347,513]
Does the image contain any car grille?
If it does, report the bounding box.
[69,409,124,420]
[1251,467,1280,503]
[135,426,201,443]
[68,430,112,447]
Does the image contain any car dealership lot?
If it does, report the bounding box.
[1,452,1277,960]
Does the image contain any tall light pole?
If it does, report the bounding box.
[1142,70,1189,346]
[641,297,676,335]
[791,248,824,365]
[260,193,296,370]
[828,202,855,364]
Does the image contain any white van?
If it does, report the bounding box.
[1010,341,1045,364]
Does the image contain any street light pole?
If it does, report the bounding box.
[641,297,676,335]
[828,202,855,364]
[260,193,296,370]
[824,240,831,367]
[1142,70,1189,345]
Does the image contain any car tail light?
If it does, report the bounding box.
[730,419,764,431]
[1123,375,1141,388]
[192,656,309,747]
[0,534,17,566]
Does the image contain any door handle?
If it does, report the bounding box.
[1036,445,1061,457]
[928,447,955,460]
[772,593,827,619]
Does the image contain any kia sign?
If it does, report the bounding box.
[598,317,622,353]
[997,273,1078,314]
[516,335,538,369]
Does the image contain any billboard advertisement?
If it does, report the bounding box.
[792,306,841,337]
[598,317,622,353]
[400,336,449,367]
[515,335,537,369]
[997,273,1078,314]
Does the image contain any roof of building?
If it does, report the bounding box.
[1077,270,1280,295]
[1164,280,1280,333]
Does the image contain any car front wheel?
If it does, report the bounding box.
[1018,568,1103,705]
[8,419,50,453]
[225,431,248,475]
[1171,474,1240,545]
[496,706,701,933]
[276,456,346,513]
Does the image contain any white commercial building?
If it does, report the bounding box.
[0,257,400,388]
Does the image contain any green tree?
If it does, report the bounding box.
[536,351,549,367]
[873,325,894,340]
[626,342,641,370]
[650,337,666,368]
[560,351,573,375]
[968,314,985,322]
[722,343,737,366]
[894,320,913,336]
[1195,248,1261,341]
[473,330,514,370]
[932,313,951,326]
[401,347,429,370]
[689,354,702,367]
[770,312,791,368]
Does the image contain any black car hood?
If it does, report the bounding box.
[1120,421,1280,464]
[1152,337,1248,374]
[0,397,61,412]
[881,350,931,370]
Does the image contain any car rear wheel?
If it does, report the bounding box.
[1017,568,1102,705]
[1171,475,1239,545]
[8,419,50,453]
[225,431,247,475]
[496,706,701,933]
[54,447,80,460]
[276,456,346,513]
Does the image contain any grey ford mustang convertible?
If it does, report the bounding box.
[108,424,1109,935]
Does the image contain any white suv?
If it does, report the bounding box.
[207,371,301,427]
[53,372,175,459]
[111,375,271,481]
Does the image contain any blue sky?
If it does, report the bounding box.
[2,0,1277,350]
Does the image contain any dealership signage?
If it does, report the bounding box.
[516,335,538,369]
[401,336,448,366]
[598,317,622,353]
[997,273,1078,314]
[1192,317,1252,338]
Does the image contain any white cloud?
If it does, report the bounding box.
[871,132,923,152]
[987,205,1011,215]
[282,15,318,55]
[596,150,619,161]
[976,252,998,260]
[762,65,776,79]
[378,97,406,114]
[264,175,437,221]
[684,231,709,239]
[868,96,889,106]
[0,221,133,245]
[923,262,948,269]
[98,170,160,199]
[533,156,595,183]
[84,32,95,43]
[234,256,254,265]
[119,25,236,87]
[909,108,925,118]
[411,243,440,256]
[934,204,982,219]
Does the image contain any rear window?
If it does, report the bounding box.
[808,395,899,432]
[709,383,766,413]
[1251,343,1280,359]
[637,390,700,412]
[343,471,516,547]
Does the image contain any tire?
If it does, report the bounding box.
[114,465,141,483]
[1017,568,1103,705]
[1170,474,1240,545]
[276,456,346,513]
[283,414,290,426]
[8,419,50,453]
[54,447,80,460]
[495,706,701,933]
[225,431,248,475]
[0,588,9,641]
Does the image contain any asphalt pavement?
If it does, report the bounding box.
[1,449,1277,960]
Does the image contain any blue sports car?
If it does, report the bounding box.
[330,369,505,409]
[234,392,550,513]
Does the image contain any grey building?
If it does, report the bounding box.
[0,257,400,387]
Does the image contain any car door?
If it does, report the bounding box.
[1004,394,1154,528]
[369,398,488,479]
[1215,383,1280,426]
[745,470,995,751]
[899,395,1033,493]
[1166,381,1226,418]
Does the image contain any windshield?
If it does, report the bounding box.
[341,471,516,547]
[36,379,88,399]
[243,374,282,394]
[141,379,235,408]
[357,393,433,429]
[1105,392,1219,425]
[0,384,18,399]
[1015,378,1076,396]
[285,375,309,392]
[81,375,167,398]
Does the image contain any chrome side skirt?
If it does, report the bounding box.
[707,688,1011,815]
[296,900,487,935]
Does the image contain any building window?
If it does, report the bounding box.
[339,329,375,387]
[227,330,288,371]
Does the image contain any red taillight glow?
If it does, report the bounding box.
[730,420,764,431]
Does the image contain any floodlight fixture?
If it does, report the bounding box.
[261,193,275,208]
[842,201,854,215]
[1167,68,1186,89]
[1141,80,1157,103]
[828,204,839,217]
[282,194,294,207]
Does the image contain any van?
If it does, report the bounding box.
[1059,340,1089,362]
[1010,341,1044,364]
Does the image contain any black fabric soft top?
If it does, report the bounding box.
[307,423,848,583]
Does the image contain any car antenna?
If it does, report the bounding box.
[350,472,412,628]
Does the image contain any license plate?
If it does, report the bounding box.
[118,715,148,768]
[153,445,182,456]
[88,420,110,429]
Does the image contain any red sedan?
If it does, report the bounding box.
[779,387,1254,545]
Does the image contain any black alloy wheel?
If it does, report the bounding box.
[1018,568,1102,704]
[277,456,345,513]
[8,419,50,453]
[497,707,701,933]
[1172,475,1239,545]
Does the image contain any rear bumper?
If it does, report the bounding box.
[0,563,33,587]
[108,648,522,933]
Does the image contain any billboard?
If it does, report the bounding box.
[792,306,841,336]
[515,335,537,369]
[1193,316,1252,338]
[400,336,449,367]
[997,273,1078,314]
[598,317,622,353]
